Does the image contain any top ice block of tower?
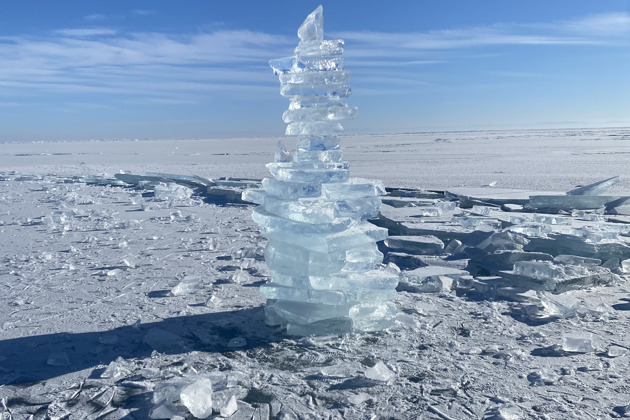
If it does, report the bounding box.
[245,5,398,335]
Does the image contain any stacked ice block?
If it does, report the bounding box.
[244,5,398,335]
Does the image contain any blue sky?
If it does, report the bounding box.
[1,1,629,142]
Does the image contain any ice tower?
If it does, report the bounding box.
[244,5,398,335]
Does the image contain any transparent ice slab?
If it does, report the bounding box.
[264,241,346,276]
[349,302,397,332]
[321,178,386,199]
[259,220,388,253]
[286,121,344,136]
[566,176,620,196]
[297,5,324,42]
[294,39,344,56]
[260,283,396,305]
[280,70,351,85]
[265,299,351,325]
[270,268,399,291]
[504,260,621,292]
[296,135,340,151]
[281,83,351,98]
[261,178,321,199]
[528,195,621,211]
[263,196,338,224]
[266,162,349,184]
[283,105,358,123]
[294,149,344,164]
[253,207,352,235]
[270,55,344,74]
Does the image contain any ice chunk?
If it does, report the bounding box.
[528,195,620,211]
[350,302,397,331]
[525,234,630,262]
[296,135,340,151]
[506,223,551,237]
[321,178,386,199]
[253,206,351,235]
[570,227,619,242]
[566,176,619,196]
[553,254,601,266]
[241,188,266,205]
[295,149,344,164]
[266,162,349,184]
[532,214,571,225]
[385,235,444,255]
[265,241,345,276]
[154,182,193,203]
[101,356,132,379]
[470,205,494,216]
[444,239,464,254]
[265,299,351,325]
[263,196,337,224]
[274,141,292,163]
[484,404,524,420]
[262,178,320,199]
[220,395,238,417]
[401,266,470,284]
[507,260,619,292]
[513,260,585,280]
[365,361,395,382]
[259,219,388,254]
[518,292,581,322]
[180,378,213,419]
[231,269,249,283]
[607,197,630,215]
[459,216,502,230]
[607,345,628,357]
[260,283,395,305]
[297,5,324,42]
[150,400,184,419]
[271,269,398,291]
[561,333,594,353]
[171,277,203,296]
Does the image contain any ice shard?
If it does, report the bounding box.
[246,5,397,335]
[527,176,627,212]
[566,176,620,196]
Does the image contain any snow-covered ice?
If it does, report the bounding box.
[2,127,630,418]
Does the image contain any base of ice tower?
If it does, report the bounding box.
[264,299,397,336]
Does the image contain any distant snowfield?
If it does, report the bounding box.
[3,127,630,192]
[2,127,630,419]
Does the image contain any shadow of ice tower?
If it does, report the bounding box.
[0,307,279,385]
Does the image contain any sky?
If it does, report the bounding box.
[1,0,629,142]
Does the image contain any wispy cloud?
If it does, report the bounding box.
[1,12,627,105]
[0,29,292,103]
[336,12,629,61]
[84,13,109,22]
[53,28,119,37]
[558,12,630,36]
[132,9,156,16]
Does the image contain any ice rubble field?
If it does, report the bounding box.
[1,127,630,419]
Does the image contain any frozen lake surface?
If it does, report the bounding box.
[1,127,630,419]
[3,127,630,192]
